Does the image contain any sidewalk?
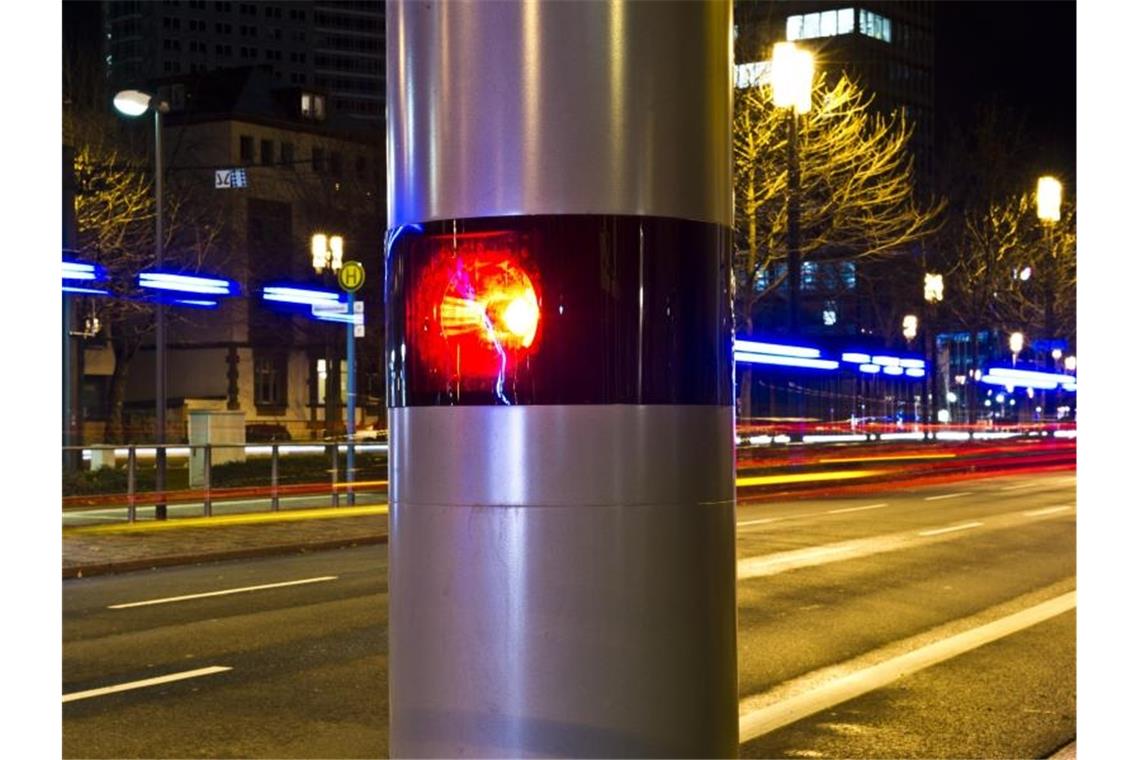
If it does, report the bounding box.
[62,505,388,579]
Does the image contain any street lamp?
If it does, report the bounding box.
[1036,176,1062,340]
[902,314,918,344]
[772,41,814,333]
[1064,355,1076,373]
[114,88,171,519]
[1010,331,1024,366]
[1037,176,1062,418]
[312,233,361,506]
[923,272,944,426]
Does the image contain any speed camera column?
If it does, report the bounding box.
[385,2,737,757]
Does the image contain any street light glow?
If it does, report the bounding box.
[1009,331,1024,354]
[771,41,814,114]
[902,314,918,340]
[1064,355,1077,372]
[1037,175,1062,222]
[113,89,153,117]
[924,273,944,303]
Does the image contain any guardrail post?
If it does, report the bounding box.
[127,446,137,523]
[270,443,280,511]
[346,440,356,507]
[203,444,212,517]
[330,443,340,508]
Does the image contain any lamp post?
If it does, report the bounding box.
[115,88,171,519]
[923,272,944,427]
[1010,331,1024,366]
[1036,176,1062,418]
[772,41,814,334]
[312,233,344,437]
[313,233,357,506]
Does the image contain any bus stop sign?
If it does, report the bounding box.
[338,260,365,293]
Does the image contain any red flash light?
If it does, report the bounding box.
[409,232,542,381]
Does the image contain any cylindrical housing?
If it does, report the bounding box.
[386,2,737,756]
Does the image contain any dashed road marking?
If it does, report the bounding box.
[63,666,232,703]
[108,576,338,609]
[738,591,1076,742]
[827,503,889,515]
[1023,505,1073,517]
[918,521,984,537]
[738,518,779,527]
[924,492,973,501]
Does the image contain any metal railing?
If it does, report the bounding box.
[62,440,388,524]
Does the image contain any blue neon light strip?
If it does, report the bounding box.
[842,352,871,363]
[139,271,236,295]
[62,260,104,281]
[872,355,900,367]
[262,286,341,305]
[736,339,821,358]
[734,352,838,370]
[905,368,925,378]
[899,358,925,369]
[986,367,1072,384]
[979,374,1058,390]
[62,285,110,296]
[172,299,219,308]
[858,363,881,374]
[883,365,904,376]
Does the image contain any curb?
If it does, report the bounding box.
[63,533,388,580]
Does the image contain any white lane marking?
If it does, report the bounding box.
[738,518,779,527]
[1000,482,1040,491]
[737,505,1071,581]
[738,592,1075,742]
[918,521,984,537]
[63,666,232,703]
[923,492,973,501]
[1023,505,1073,517]
[826,503,888,515]
[108,576,339,609]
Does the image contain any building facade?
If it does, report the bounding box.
[81,65,386,443]
[103,0,385,123]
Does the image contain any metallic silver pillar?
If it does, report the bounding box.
[387,2,736,756]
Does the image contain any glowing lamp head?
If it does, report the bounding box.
[1051,348,1063,360]
[113,89,168,117]
[771,41,814,114]
[1037,176,1062,223]
[923,273,944,303]
[1009,331,1024,354]
[1064,355,1077,371]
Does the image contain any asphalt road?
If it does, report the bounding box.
[62,469,1075,758]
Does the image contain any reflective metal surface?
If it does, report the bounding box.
[389,405,733,507]
[386,0,733,228]
[389,407,738,758]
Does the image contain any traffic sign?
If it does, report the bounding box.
[214,168,248,189]
[338,261,365,292]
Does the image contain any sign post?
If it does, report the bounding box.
[338,260,365,506]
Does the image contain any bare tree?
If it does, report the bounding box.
[65,52,227,442]
[733,71,944,414]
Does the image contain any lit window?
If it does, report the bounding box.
[734,60,770,89]
[838,8,855,34]
[820,10,837,37]
[787,8,856,40]
[859,9,893,43]
[802,261,817,290]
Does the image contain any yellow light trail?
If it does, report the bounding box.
[735,470,888,488]
[64,504,389,535]
[817,453,957,464]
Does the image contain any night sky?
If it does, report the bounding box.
[934,1,1076,185]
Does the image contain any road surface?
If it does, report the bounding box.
[63,469,1075,758]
